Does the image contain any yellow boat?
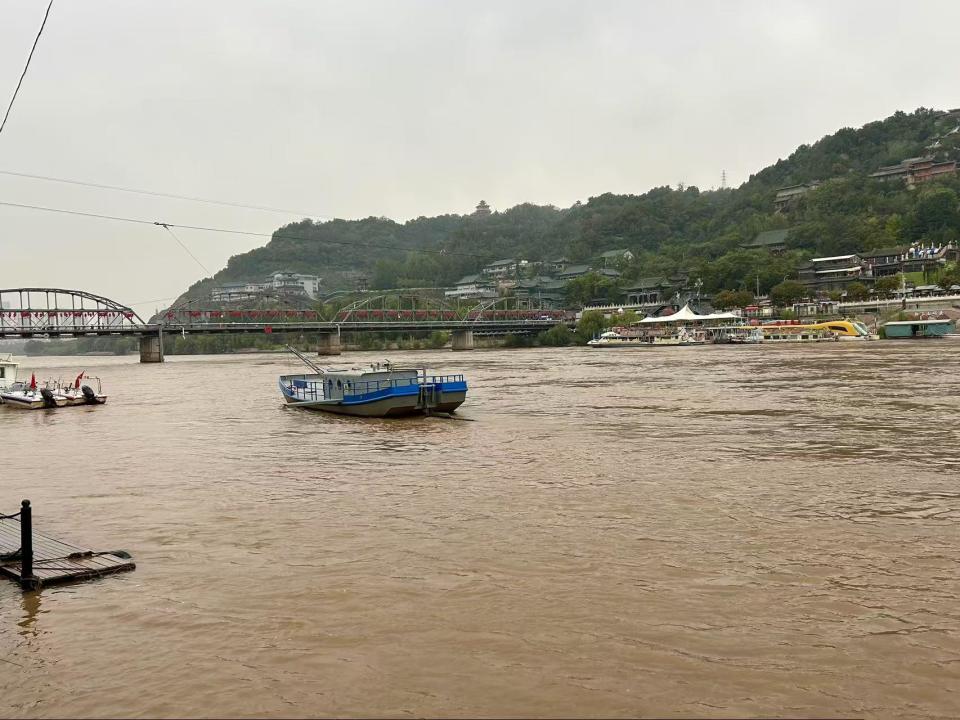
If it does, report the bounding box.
[760,319,876,342]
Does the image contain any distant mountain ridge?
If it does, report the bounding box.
[176,107,960,303]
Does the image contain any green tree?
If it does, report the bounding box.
[713,289,755,309]
[873,275,901,297]
[845,281,869,301]
[575,311,607,344]
[770,280,808,307]
[538,323,573,346]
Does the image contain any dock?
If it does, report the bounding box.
[0,500,135,590]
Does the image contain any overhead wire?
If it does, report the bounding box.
[0,0,54,138]
[0,200,486,259]
[157,223,212,276]
[0,168,329,218]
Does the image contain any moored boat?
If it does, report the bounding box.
[279,346,468,417]
[881,318,955,339]
[0,353,18,392]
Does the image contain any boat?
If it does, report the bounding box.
[706,325,764,344]
[587,329,653,347]
[0,354,18,391]
[278,346,468,417]
[881,318,956,339]
[54,373,108,405]
[0,375,68,409]
[759,319,874,342]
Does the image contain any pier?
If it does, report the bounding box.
[0,500,135,590]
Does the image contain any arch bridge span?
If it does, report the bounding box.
[1,288,567,363]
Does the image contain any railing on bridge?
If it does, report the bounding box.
[0,288,144,336]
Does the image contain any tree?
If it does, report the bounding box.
[845,281,869,301]
[873,275,901,297]
[575,311,607,344]
[713,289,755,309]
[770,280,807,307]
[538,324,573,346]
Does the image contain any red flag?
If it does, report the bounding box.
[75,371,85,389]
[30,373,37,390]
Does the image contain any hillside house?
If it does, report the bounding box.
[740,229,791,254]
[445,274,497,300]
[774,183,819,212]
[598,248,634,267]
[798,255,865,292]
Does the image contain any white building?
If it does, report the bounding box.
[267,271,321,299]
[211,271,321,303]
[445,274,498,300]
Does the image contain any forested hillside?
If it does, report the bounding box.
[179,108,960,301]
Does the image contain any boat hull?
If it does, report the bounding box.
[279,377,467,417]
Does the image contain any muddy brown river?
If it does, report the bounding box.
[1,343,959,718]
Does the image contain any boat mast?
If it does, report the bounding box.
[285,345,325,374]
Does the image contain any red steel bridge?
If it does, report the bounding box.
[0,288,566,362]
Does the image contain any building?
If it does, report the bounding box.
[514,277,567,309]
[624,276,673,305]
[266,271,321,299]
[740,228,792,254]
[210,282,266,303]
[473,200,492,217]
[211,271,321,304]
[557,265,620,281]
[482,258,525,279]
[860,246,908,278]
[444,274,497,301]
[546,257,570,274]
[598,248,634,267]
[870,156,958,187]
[798,254,865,292]
[774,183,819,212]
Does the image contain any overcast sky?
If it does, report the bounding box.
[1,0,958,311]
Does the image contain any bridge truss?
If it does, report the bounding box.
[0,288,145,337]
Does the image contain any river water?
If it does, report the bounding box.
[1,344,959,718]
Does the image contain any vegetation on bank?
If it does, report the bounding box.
[174,108,960,305]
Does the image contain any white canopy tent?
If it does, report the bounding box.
[638,304,739,324]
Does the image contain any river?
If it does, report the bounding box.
[1,343,959,718]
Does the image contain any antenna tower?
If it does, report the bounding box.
[721,170,727,190]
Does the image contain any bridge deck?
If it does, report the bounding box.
[0,517,135,590]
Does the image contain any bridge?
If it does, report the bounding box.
[0,288,566,362]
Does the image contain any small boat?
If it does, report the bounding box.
[0,381,67,409]
[882,318,956,339]
[1,368,107,409]
[54,373,108,406]
[279,346,468,417]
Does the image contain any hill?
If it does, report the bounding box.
[176,107,960,303]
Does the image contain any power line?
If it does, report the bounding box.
[0,168,329,218]
[0,200,486,259]
[0,1,54,138]
[157,223,212,276]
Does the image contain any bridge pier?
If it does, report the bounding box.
[316,332,342,356]
[139,333,164,363]
[451,329,474,351]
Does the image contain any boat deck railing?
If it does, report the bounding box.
[288,374,466,402]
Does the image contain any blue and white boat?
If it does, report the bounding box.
[279,347,468,417]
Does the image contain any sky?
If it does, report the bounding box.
[1,0,958,312]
